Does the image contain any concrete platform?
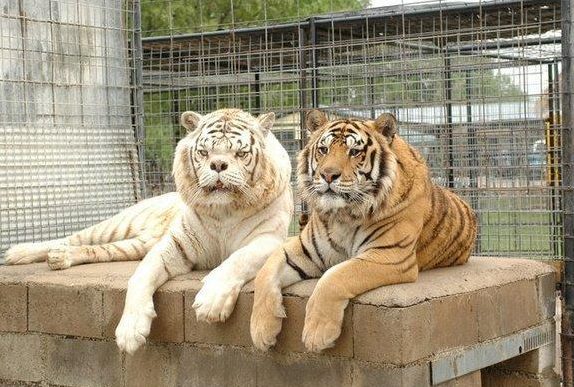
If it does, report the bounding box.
[0,257,558,386]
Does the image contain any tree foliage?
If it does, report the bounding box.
[141,0,370,36]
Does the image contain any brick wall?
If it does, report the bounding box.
[0,258,558,386]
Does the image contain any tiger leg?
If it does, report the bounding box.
[4,202,155,265]
[4,238,68,265]
[303,242,418,352]
[251,236,322,351]
[115,231,194,354]
[46,235,158,270]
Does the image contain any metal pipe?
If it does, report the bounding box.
[132,0,146,200]
[561,0,574,384]
[444,56,455,189]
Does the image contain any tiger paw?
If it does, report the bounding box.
[302,296,346,352]
[192,278,242,323]
[4,243,38,265]
[250,288,286,351]
[115,303,156,355]
[47,247,76,270]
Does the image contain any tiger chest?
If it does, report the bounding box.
[315,221,356,268]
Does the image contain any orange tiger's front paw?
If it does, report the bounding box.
[250,288,286,351]
[302,295,347,353]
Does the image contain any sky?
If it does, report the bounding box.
[364,0,556,96]
[368,0,481,7]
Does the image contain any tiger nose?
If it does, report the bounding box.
[321,168,341,183]
[210,160,228,172]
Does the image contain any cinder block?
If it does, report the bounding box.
[275,295,353,357]
[354,302,431,364]
[103,288,184,343]
[475,287,502,341]
[0,284,27,332]
[255,352,352,387]
[125,343,182,387]
[0,333,43,382]
[537,273,556,320]
[353,362,430,386]
[499,280,539,335]
[185,290,253,347]
[494,342,556,374]
[44,336,122,387]
[482,368,559,387]
[431,294,479,353]
[102,288,125,338]
[436,370,481,387]
[28,284,103,338]
[177,345,258,387]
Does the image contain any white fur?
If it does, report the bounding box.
[116,111,293,354]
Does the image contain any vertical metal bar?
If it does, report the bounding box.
[132,0,146,200]
[298,23,309,227]
[254,72,261,112]
[444,56,455,188]
[309,17,319,108]
[562,0,574,384]
[466,69,480,252]
[548,64,559,258]
[369,76,376,119]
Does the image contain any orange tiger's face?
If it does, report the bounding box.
[298,110,398,216]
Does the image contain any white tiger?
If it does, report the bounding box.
[4,108,294,354]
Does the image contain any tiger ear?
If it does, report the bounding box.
[180,111,203,132]
[305,109,328,132]
[257,112,275,135]
[374,113,398,142]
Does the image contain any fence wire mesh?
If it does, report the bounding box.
[0,0,142,256]
[140,0,565,261]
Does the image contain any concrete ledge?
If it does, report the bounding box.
[0,257,557,386]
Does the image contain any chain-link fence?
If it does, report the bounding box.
[140,0,566,261]
[1,0,573,382]
[0,0,143,256]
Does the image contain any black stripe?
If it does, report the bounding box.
[364,235,413,252]
[299,235,312,260]
[417,190,449,252]
[348,121,362,131]
[284,249,310,280]
[173,237,187,259]
[441,198,469,266]
[310,226,325,267]
[114,245,129,258]
[317,216,345,255]
[356,250,413,267]
[357,220,396,249]
[400,257,418,273]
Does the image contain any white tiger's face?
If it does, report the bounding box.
[174,109,274,208]
[193,120,260,200]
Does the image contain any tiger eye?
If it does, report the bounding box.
[198,150,208,157]
[349,148,362,157]
[318,146,328,155]
[236,151,247,158]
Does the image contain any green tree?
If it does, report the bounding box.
[141,0,370,36]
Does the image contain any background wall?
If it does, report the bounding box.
[0,0,141,256]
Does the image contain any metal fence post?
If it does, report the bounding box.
[132,0,147,200]
[562,0,574,384]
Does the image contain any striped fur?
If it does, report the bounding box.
[251,109,477,352]
[5,108,293,355]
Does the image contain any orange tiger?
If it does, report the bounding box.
[250,109,478,352]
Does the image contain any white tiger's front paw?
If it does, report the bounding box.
[47,247,75,270]
[192,278,242,323]
[115,303,156,355]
